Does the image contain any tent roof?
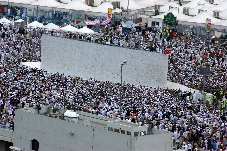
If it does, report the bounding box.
[44,23,60,30]
[58,0,90,10]
[27,21,44,28]
[61,24,78,32]
[152,10,192,22]
[78,26,95,34]
[137,0,170,7]
[186,12,222,24]
[213,20,227,27]
[219,10,227,20]
[120,0,144,10]
[8,0,36,4]
[32,0,62,8]
[113,8,122,13]
[90,2,113,13]
[14,19,24,23]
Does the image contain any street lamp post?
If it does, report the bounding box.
[7,0,10,16]
[120,60,127,113]
[127,0,129,18]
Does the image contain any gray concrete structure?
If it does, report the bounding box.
[0,109,172,151]
[41,35,168,87]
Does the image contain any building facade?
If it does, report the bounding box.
[0,108,173,151]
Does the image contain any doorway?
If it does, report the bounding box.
[31,139,39,151]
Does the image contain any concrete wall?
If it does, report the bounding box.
[41,35,168,87]
[13,110,135,151]
[0,128,13,143]
[135,133,173,151]
[12,110,172,151]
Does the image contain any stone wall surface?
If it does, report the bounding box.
[41,35,168,87]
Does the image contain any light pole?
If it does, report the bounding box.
[120,60,127,113]
[7,0,10,16]
[127,0,129,18]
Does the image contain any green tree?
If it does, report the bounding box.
[163,12,177,26]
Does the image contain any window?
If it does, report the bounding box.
[108,127,113,131]
[154,5,160,10]
[121,130,125,134]
[183,8,189,15]
[134,132,139,137]
[85,0,94,6]
[127,131,131,135]
[209,0,214,4]
[114,128,120,133]
[112,2,120,9]
[213,11,219,18]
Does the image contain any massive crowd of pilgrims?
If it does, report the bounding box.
[0,21,226,150]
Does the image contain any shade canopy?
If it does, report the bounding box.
[8,0,35,4]
[44,23,60,30]
[32,0,62,7]
[121,0,144,10]
[91,2,113,13]
[58,0,90,10]
[186,12,222,24]
[0,17,12,25]
[77,26,95,34]
[152,10,192,22]
[61,24,78,32]
[27,21,44,28]
[14,19,24,23]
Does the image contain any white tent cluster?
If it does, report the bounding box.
[0,16,96,34]
[0,0,226,27]
[22,20,95,34]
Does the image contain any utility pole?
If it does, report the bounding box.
[127,0,129,18]
[120,60,127,113]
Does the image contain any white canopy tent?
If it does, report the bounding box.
[214,20,227,27]
[120,0,144,10]
[90,2,113,13]
[58,0,91,11]
[113,8,122,13]
[77,26,95,34]
[182,0,200,8]
[160,2,181,13]
[0,17,12,25]
[27,21,44,28]
[61,24,78,32]
[60,0,85,4]
[32,0,63,8]
[44,23,60,30]
[14,19,24,23]
[152,10,192,22]
[137,0,169,7]
[219,10,227,20]
[186,12,222,24]
[8,0,35,4]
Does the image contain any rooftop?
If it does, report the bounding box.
[21,107,152,137]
